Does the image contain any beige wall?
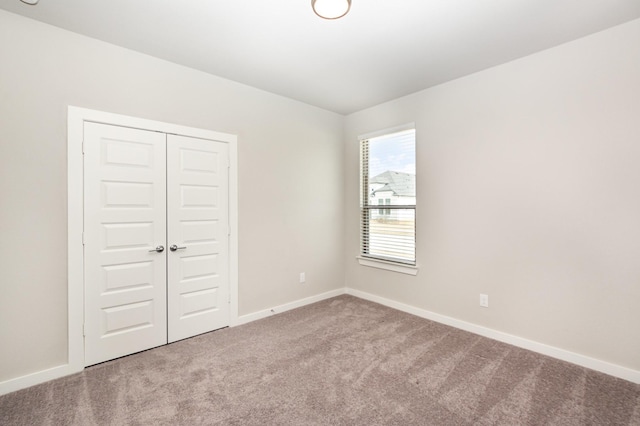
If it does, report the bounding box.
[2,7,639,388]
[345,18,640,371]
[0,10,345,382]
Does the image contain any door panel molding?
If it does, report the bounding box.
[68,106,238,372]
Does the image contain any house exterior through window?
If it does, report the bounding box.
[360,127,416,265]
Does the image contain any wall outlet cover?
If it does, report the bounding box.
[480,294,489,308]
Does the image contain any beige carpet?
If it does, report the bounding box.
[2,295,639,425]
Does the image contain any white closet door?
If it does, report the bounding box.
[84,123,168,366]
[167,134,229,343]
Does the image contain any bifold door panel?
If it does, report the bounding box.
[84,123,229,366]
[167,135,229,343]
[84,123,167,366]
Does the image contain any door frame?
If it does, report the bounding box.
[68,106,239,372]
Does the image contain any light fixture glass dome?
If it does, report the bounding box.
[312,0,351,20]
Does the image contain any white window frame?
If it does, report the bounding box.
[357,123,418,276]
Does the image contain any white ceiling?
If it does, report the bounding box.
[3,0,640,115]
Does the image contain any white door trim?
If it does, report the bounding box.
[67,106,239,373]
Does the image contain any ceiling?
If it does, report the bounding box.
[2,1,640,115]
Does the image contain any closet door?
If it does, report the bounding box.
[167,134,229,343]
[84,123,168,366]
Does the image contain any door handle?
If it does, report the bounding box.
[149,245,165,253]
[169,244,186,252]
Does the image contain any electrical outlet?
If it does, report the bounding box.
[479,294,489,308]
[299,272,306,283]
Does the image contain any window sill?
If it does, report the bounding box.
[357,257,419,276]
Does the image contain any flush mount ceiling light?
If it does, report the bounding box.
[20,0,39,4]
[312,0,351,20]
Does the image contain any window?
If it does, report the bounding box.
[360,127,416,265]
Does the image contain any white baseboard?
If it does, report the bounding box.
[346,288,640,384]
[4,285,638,396]
[0,363,80,396]
[234,288,347,326]
[0,288,346,396]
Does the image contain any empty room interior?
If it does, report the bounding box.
[1,0,640,424]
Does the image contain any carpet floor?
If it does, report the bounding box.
[1,295,639,425]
